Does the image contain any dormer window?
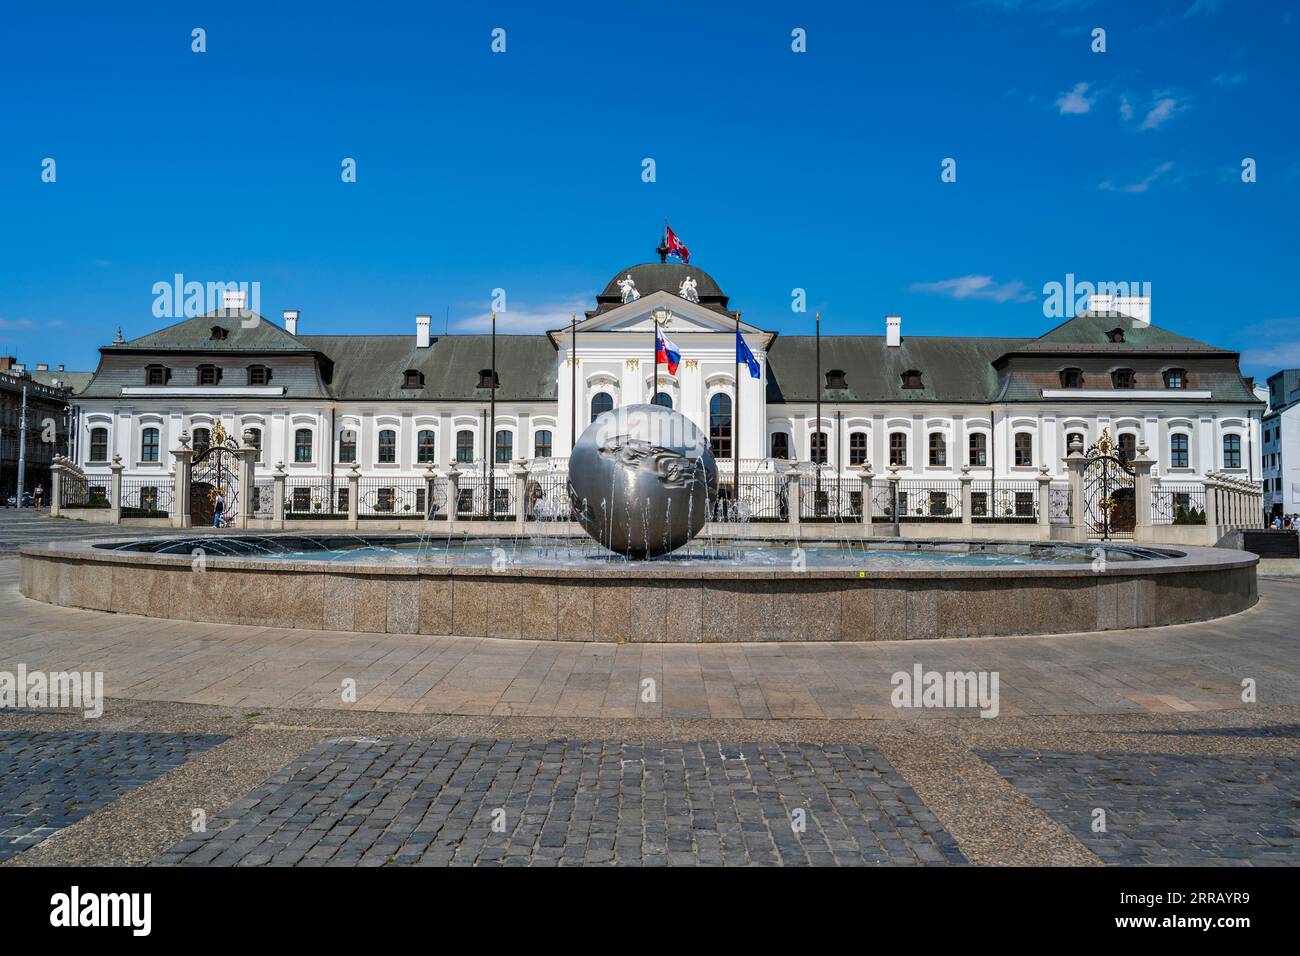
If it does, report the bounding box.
[247,365,271,386]
[1111,368,1135,389]
[900,369,923,390]
[197,364,222,386]
[478,369,499,389]
[1164,367,1187,389]
[145,365,170,386]
[1059,368,1084,388]
[1106,327,1125,343]
[825,369,847,389]
[402,369,425,389]
[209,326,230,340]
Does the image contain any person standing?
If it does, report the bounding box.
[33,483,43,510]
[213,491,225,528]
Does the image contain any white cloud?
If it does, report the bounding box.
[1140,97,1180,130]
[1055,81,1095,115]
[1119,95,1134,121]
[1099,161,1174,193]
[1183,0,1227,17]
[910,275,1034,303]
[454,298,589,333]
[1212,71,1246,87]
[0,318,40,329]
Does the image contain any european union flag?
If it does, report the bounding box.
[736,330,760,379]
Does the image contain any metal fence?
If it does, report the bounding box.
[59,472,109,509]
[1152,483,1207,525]
[286,477,348,519]
[895,480,962,522]
[972,480,1038,522]
[798,475,866,521]
[120,477,174,517]
[456,475,516,521]
[250,479,275,517]
[357,478,439,519]
[524,471,572,521]
[730,473,788,522]
[1049,482,1071,524]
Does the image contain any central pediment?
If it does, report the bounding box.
[549,291,768,339]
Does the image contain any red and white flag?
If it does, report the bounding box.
[664,225,690,264]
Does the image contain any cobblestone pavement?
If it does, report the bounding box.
[978,749,1300,865]
[0,729,226,861]
[0,511,171,556]
[154,737,966,867]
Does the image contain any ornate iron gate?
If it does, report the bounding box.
[1082,429,1136,540]
[190,424,241,527]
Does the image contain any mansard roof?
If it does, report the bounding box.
[109,311,314,352]
[589,262,732,318]
[766,335,1028,404]
[1011,312,1229,353]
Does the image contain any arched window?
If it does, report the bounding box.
[590,392,613,422]
[709,393,732,458]
[294,428,313,463]
[1169,433,1189,469]
[651,392,673,409]
[141,427,160,463]
[89,427,108,462]
[338,429,357,463]
[968,433,987,466]
[1118,433,1136,462]
[377,429,397,464]
[1059,368,1084,388]
[192,427,211,453]
[495,430,513,463]
[1014,432,1033,467]
[246,427,262,463]
[810,431,827,465]
[770,433,789,460]
[889,433,907,467]
[417,429,436,463]
[534,430,552,458]
[928,433,947,467]
[849,432,868,466]
[456,430,474,464]
[1223,434,1242,469]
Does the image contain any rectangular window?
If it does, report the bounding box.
[90,429,108,462]
[968,434,987,467]
[534,430,552,458]
[378,430,396,464]
[849,433,867,466]
[1170,434,1189,469]
[292,487,311,512]
[338,432,356,464]
[456,432,474,464]
[928,434,946,467]
[141,428,160,463]
[1015,492,1035,517]
[889,433,907,467]
[810,432,827,465]
[971,492,988,517]
[1223,435,1241,469]
[1014,433,1033,467]
[495,430,513,464]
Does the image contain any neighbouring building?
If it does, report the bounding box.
[0,357,88,503]
[1262,369,1300,519]
[70,259,1264,511]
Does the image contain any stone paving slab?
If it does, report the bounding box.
[154,736,968,867]
[977,749,1300,866]
[0,730,227,861]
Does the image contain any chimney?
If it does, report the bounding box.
[222,289,247,312]
[283,309,299,336]
[0,357,14,371]
[416,314,431,349]
[35,363,48,371]
[886,314,902,348]
[57,364,64,371]
[1089,291,1151,326]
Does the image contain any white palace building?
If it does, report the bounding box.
[62,258,1265,535]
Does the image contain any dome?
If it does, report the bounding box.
[593,262,731,316]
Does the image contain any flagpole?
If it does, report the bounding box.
[489,310,496,520]
[570,312,577,454]
[653,312,659,402]
[815,310,821,515]
[734,311,741,519]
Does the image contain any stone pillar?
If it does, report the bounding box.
[512,460,528,535]
[1130,443,1154,542]
[1064,436,1087,542]
[784,463,801,530]
[859,463,874,528]
[424,463,440,528]
[446,467,461,535]
[1036,465,1052,533]
[959,466,973,530]
[272,461,286,530]
[109,454,123,525]
[238,429,258,530]
[171,432,194,529]
[49,458,63,518]
[347,462,360,529]
[1203,472,1219,532]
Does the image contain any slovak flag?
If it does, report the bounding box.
[664,225,690,264]
[656,331,681,375]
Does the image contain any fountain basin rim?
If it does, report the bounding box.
[17,534,1256,581]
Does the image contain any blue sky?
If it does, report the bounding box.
[1,0,1296,378]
